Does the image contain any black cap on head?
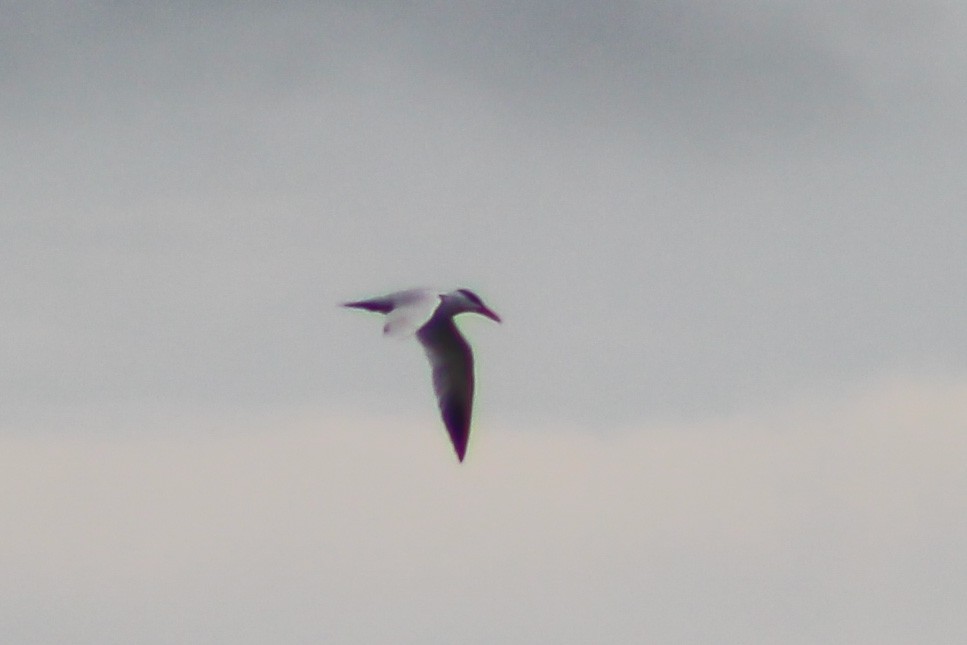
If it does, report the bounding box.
[456,288,484,306]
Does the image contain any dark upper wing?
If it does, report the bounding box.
[417,317,474,462]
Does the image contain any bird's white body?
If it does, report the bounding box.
[343,288,500,462]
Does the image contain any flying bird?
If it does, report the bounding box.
[342,288,501,462]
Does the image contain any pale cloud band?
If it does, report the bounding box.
[2,377,964,643]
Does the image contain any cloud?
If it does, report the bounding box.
[3,4,966,641]
[3,1,967,426]
[1,377,965,643]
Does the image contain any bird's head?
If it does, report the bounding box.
[445,288,501,323]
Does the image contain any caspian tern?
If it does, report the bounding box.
[342,288,501,462]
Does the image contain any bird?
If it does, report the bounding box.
[342,288,501,462]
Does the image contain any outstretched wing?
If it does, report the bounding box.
[417,317,474,462]
[343,289,441,338]
[382,290,441,337]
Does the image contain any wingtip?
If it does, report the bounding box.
[453,435,469,462]
[343,299,393,313]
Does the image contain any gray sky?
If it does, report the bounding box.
[2,2,966,643]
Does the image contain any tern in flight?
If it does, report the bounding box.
[342,288,501,462]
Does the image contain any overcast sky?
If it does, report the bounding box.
[2,2,966,643]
